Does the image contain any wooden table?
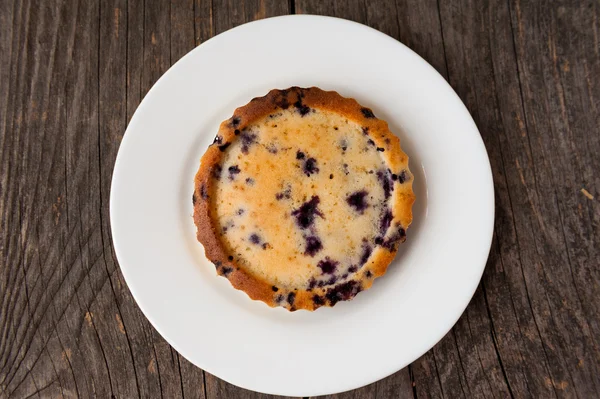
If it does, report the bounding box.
[2,0,599,398]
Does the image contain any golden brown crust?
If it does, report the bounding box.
[193,87,415,311]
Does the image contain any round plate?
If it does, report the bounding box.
[110,15,494,397]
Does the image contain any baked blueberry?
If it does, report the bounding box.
[292,196,323,229]
[249,233,261,245]
[317,257,338,274]
[361,108,375,118]
[304,235,323,256]
[303,157,319,176]
[376,169,394,199]
[347,190,369,213]
[228,165,241,180]
[294,100,311,116]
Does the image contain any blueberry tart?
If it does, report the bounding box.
[193,87,415,311]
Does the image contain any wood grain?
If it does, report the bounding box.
[1,0,599,398]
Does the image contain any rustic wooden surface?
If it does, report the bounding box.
[1,0,599,397]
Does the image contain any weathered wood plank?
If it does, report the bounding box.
[1,1,112,397]
[1,0,599,398]
[505,0,600,396]
[204,371,299,399]
[211,0,289,36]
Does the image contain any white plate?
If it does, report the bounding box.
[110,15,494,397]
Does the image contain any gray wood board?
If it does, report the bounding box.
[1,0,598,397]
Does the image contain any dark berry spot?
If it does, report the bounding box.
[262,243,269,250]
[240,131,257,154]
[366,270,373,278]
[213,135,223,144]
[275,185,292,200]
[342,273,348,279]
[236,208,245,216]
[348,265,358,273]
[360,242,373,265]
[272,286,279,292]
[325,280,362,305]
[234,129,240,135]
[279,99,290,109]
[374,236,384,245]
[398,170,408,184]
[377,147,385,152]
[213,260,222,269]
[200,184,208,199]
[228,165,240,180]
[294,100,311,116]
[383,226,407,251]
[292,196,323,229]
[347,190,369,213]
[313,295,325,306]
[275,92,290,109]
[221,266,233,277]
[380,210,393,235]
[228,255,234,261]
[192,192,197,205]
[218,142,230,152]
[361,108,375,118]
[266,143,278,154]
[326,275,338,286]
[249,233,261,245]
[296,150,305,160]
[362,127,369,135]
[276,294,284,302]
[391,173,398,181]
[222,220,234,233]
[245,177,255,185]
[303,157,319,176]
[317,257,338,274]
[212,165,222,179]
[376,169,394,199]
[340,139,348,151]
[304,235,323,256]
[287,292,296,305]
[308,277,317,290]
[367,139,375,146]
[231,116,241,127]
